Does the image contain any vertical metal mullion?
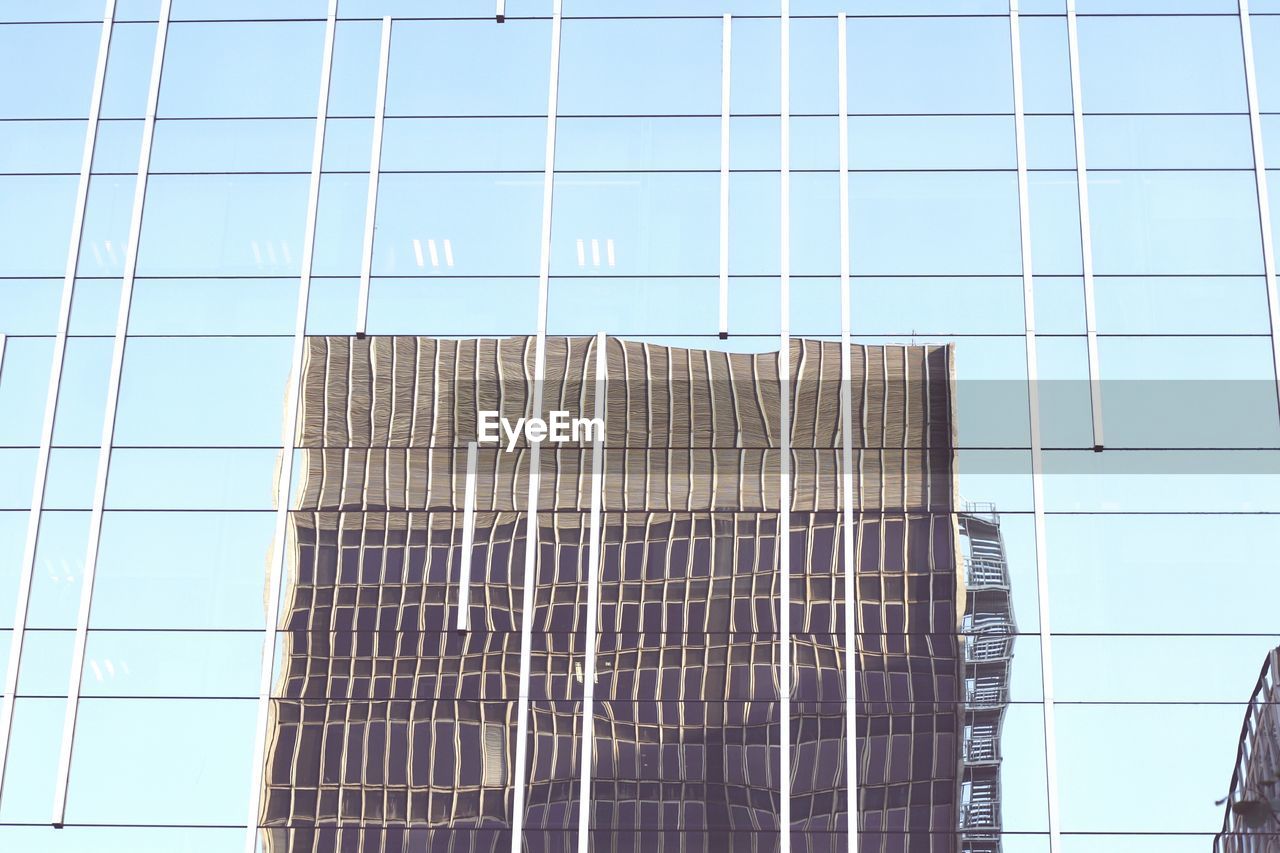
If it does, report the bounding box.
[1240,0,1280,416]
[1065,0,1104,451]
[719,14,732,339]
[779,0,792,848]
[496,0,506,23]
[511,2,562,848]
[0,0,117,807]
[836,14,859,853]
[51,0,160,827]
[1011,3,1062,851]
[355,16,393,338]
[575,332,607,853]
[456,441,479,631]
[241,1,339,849]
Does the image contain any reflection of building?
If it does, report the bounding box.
[258,335,1012,852]
[1216,647,1280,852]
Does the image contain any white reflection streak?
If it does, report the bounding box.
[606,238,615,267]
[576,237,585,266]
[511,2,562,851]
[242,1,339,851]
[355,15,392,336]
[1011,2,1063,851]
[413,237,425,267]
[591,237,600,266]
[443,238,454,267]
[427,238,440,268]
[50,0,168,828]
[1239,0,1280,420]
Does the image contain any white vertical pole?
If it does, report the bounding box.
[496,0,506,23]
[1011,3,1062,851]
[0,0,118,810]
[1239,0,1280,417]
[240,2,339,849]
[355,16,392,337]
[836,14,859,853]
[51,0,162,827]
[575,332,607,853]
[779,0,792,848]
[719,14,732,339]
[456,441,479,631]
[511,2,563,848]
[1065,0,1104,450]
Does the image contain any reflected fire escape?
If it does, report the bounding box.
[957,502,1015,853]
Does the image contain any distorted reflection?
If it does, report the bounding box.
[259,336,1020,852]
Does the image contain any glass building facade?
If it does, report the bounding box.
[0,1,1278,851]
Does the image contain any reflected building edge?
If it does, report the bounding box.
[258,336,1016,853]
[1216,647,1280,852]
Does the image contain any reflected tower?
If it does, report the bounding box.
[257,336,1014,853]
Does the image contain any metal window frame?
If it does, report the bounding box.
[1065,0,1105,451]
[1010,3,1062,851]
[575,331,608,853]
[780,0,793,847]
[1239,0,1280,418]
[836,14,860,853]
[510,2,563,848]
[355,15,393,338]
[456,440,480,631]
[241,1,340,849]
[719,13,732,339]
[0,0,116,820]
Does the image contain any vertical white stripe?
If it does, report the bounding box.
[355,16,392,337]
[456,441,479,631]
[0,0,118,808]
[51,0,156,826]
[241,2,339,849]
[0,335,6,379]
[836,14,859,853]
[1065,0,1104,450]
[1240,0,1280,415]
[512,2,562,848]
[1010,3,1062,851]
[719,14,732,338]
[575,332,607,853]
[779,0,792,848]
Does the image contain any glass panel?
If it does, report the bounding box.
[1046,514,1280,633]
[80,631,263,696]
[149,118,315,172]
[1087,171,1263,275]
[91,511,274,629]
[114,337,293,447]
[105,448,279,510]
[558,19,721,116]
[846,17,1013,114]
[849,116,1015,170]
[129,279,298,335]
[100,22,156,120]
[369,278,540,336]
[136,174,311,276]
[0,176,79,276]
[158,21,327,118]
[0,337,54,446]
[0,24,100,118]
[1084,114,1255,169]
[1055,704,1247,834]
[64,698,257,824]
[1092,276,1271,334]
[1076,15,1247,113]
[550,172,719,277]
[0,120,86,174]
[556,118,718,171]
[0,281,61,335]
[850,172,1021,275]
[372,173,544,277]
[381,117,546,171]
[386,19,552,117]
